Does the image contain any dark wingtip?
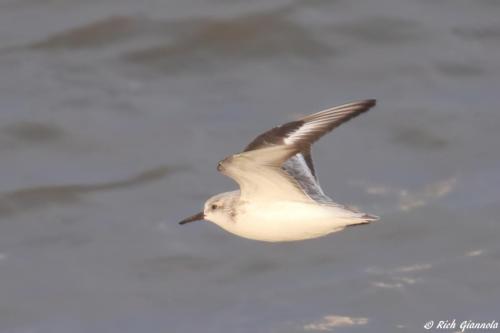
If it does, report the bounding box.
[362,99,377,108]
[243,99,378,153]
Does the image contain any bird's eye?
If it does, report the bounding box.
[211,204,218,210]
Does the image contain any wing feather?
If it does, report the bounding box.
[244,99,376,178]
[218,146,311,202]
[219,100,376,202]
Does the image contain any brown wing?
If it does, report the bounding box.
[243,99,376,178]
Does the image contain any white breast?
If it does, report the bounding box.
[216,201,362,242]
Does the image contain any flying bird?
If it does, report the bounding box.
[179,100,379,242]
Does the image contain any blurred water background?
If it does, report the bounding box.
[0,0,499,332]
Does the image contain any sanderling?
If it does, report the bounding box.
[179,100,379,242]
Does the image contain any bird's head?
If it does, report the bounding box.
[178,193,233,226]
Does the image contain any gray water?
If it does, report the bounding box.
[0,0,499,332]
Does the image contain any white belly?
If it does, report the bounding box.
[217,201,362,242]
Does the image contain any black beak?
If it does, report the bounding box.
[179,212,205,225]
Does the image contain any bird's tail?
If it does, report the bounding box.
[362,213,379,222]
[346,213,379,228]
